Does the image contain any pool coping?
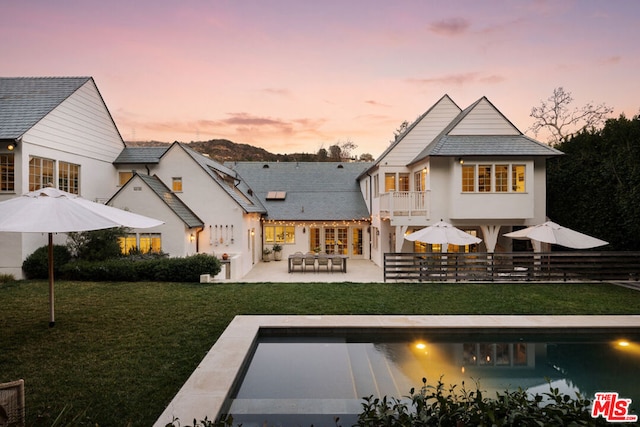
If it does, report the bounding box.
[153,315,640,426]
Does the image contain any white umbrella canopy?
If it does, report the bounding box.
[0,187,164,326]
[405,220,482,246]
[503,221,608,250]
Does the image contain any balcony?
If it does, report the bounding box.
[379,191,429,222]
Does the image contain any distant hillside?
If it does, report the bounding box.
[125,139,366,163]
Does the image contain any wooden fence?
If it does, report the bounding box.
[383,252,640,282]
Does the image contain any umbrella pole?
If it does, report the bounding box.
[48,233,55,328]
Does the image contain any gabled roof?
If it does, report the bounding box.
[361,94,461,177]
[114,146,170,164]
[408,97,562,165]
[110,172,204,228]
[177,143,267,214]
[229,162,371,221]
[0,77,92,139]
[416,135,564,157]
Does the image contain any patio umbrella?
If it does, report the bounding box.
[503,221,608,249]
[405,220,482,246]
[0,187,164,326]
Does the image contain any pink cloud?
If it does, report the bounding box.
[365,100,390,107]
[598,55,622,66]
[429,18,470,36]
[407,72,505,86]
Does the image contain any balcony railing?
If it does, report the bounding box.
[379,191,429,219]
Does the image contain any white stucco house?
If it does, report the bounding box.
[1,77,562,279]
[110,142,266,279]
[358,95,563,267]
[0,77,127,278]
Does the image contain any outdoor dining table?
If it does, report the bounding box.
[288,254,348,273]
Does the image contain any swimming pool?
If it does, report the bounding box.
[227,329,640,426]
[153,315,640,427]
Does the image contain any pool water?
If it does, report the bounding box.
[226,330,640,427]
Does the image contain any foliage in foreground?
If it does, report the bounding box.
[356,377,608,427]
[166,378,610,427]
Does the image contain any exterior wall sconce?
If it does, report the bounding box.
[458,158,464,165]
[7,142,16,151]
[189,233,195,242]
[302,227,306,234]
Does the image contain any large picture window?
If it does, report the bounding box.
[119,233,162,254]
[462,163,526,193]
[59,161,80,194]
[0,153,14,192]
[264,225,295,244]
[29,156,55,191]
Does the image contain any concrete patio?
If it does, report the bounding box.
[234,258,384,283]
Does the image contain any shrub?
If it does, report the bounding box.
[355,377,608,427]
[67,228,126,261]
[0,273,16,283]
[22,245,71,279]
[60,254,221,282]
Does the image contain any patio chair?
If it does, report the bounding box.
[290,253,303,272]
[317,253,330,272]
[330,256,344,273]
[303,252,316,273]
[0,379,25,427]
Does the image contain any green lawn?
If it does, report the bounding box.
[1,280,639,426]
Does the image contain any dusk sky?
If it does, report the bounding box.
[2,1,639,157]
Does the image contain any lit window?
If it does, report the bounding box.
[264,225,295,244]
[495,165,508,192]
[59,161,80,194]
[512,165,526,192]
[119,171,133,186]
[384,173,396,192]
[398,173,410,191]
[478,165,491,192]
[139,233,162,253]
[414,169,426,192]
[172,177,183,192]
[29,157,54,191]
[461,165,475,192]
[118,234,138,255]
[0,153,15,192]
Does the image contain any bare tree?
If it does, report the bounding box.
[528,87,613,145]
[339,139,357,160]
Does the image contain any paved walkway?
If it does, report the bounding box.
[235,258,384,283]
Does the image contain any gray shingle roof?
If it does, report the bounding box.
[408,97,562,165]
[0,77,91,139]
[114,146,170,164]
[179,144,267,214]
[134,173,204,228]
[228,162,371,221]
[416,135,564,157]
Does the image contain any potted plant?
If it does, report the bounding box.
[272,244,283,261]
[262,247,272,262]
